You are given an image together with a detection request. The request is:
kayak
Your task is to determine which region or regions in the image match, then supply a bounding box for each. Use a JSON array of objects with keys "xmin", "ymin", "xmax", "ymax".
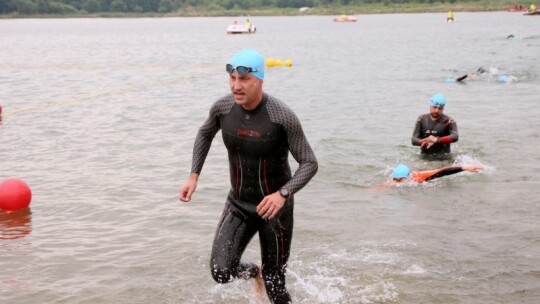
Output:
[
  {"xmin": 333, "ymin": 16, "xmax": 357, "ymax": 22},
  {"xmin": 524, "ymin": 10, "xmax": 540, "ymax": 15},
  {"xmin": 226, "ymin": 24, "xmax": 256, "ymax": 34},
  {"xmin": 507, "ymin": 7, "xmax": 528, "ymax": 12}
]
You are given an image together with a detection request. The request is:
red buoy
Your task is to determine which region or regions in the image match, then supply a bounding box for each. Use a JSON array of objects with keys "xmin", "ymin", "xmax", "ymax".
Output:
[{"xmin": 0, "ymin": 178, "xmax": 32, "ymax": 211}]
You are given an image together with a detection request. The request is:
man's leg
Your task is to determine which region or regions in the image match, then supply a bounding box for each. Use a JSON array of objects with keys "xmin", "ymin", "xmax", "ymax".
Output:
[
  {"xmin": 210, "ymin": 206, "xmax": 259, "ymax": 283},
  {"xmin": 259, "ymin": 202, "xmax": 294, "ymax": 304}
]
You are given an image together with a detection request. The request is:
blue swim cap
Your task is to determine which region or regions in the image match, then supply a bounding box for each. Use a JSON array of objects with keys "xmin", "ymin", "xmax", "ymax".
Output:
[
  {"xmin": 229, "ymin": 49, "xmax": 265, "ymax": 80},
  {"xmin": 393, "ymin": 164, "xmax": 410, "ymax": 178},
  {"xmin": 498, "ymin": 75, "xmax": 509, "ymax": 83},
  {"xmin": 430, "ymin": 93, "xmax": 446, "ymax": 108}
]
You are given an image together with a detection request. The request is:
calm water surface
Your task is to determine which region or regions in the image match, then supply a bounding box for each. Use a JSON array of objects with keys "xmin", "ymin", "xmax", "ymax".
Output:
[{"xmin": 1, "ymin": 12, "xmax": 539, "ymax": 303}]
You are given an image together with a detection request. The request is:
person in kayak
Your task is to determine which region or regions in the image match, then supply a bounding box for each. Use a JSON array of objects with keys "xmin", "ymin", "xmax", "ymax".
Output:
[
  {"xmin": 447, "ymin": 11, "xmax": 455, "ymax": 22},
  {"xmin": 411, "ymin": 93, "xmax": 459, "ymax": 155},
  {"xmin": 179, "ymin": 49, "xmax": 318, "ymax": 303}
]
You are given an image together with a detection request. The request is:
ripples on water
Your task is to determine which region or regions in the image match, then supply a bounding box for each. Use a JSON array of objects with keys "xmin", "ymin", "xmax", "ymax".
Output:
[{"xmin": 1, "ymin": 12, "xmax": 540, "ymax": 303}]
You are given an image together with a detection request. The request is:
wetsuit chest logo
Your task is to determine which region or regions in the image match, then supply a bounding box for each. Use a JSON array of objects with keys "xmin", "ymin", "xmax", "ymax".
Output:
[{"xmin": 237, "ymin": 129, "xmax": 262, "ymax": 138}]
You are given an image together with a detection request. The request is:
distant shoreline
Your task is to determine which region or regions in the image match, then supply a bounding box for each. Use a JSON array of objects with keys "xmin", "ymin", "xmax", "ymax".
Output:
[{"xmin": 0, "ymin": 3, "xmax": 516, "ymax": 19}]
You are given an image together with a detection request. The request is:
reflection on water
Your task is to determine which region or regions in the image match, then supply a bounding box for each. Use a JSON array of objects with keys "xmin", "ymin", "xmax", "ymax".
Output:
[{"xmin": 0, "ymin": 208, "xmax": 32, "ymax": 240}]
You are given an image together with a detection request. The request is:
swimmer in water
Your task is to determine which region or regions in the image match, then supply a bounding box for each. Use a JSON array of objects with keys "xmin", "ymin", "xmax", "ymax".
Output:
[
  {"xmin": 391, "ymin": 163, "xmax": 484, "ymax": 183},
  {"xmin": 453, "ymin": 67, "xmax": 489, "ymax": 83},
  {"xmin": 411, "ymin": 93, "xmax": 459, "ymax": 155}
]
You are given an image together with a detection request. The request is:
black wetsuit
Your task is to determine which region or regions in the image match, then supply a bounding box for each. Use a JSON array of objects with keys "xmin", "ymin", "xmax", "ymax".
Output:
[
  {"xmin": 411, "ymin": 166, "xmax": 465, "ymax": 182},
  {"xmin": 191, "ymin": 93, "xmax": 318, "ymax": 303},
  {"xmin": 411, "ymin": 113, "xmax": 459, "ymax": 155}
]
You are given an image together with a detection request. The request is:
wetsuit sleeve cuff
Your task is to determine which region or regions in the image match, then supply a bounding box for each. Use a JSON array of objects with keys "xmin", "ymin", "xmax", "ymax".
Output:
[{"xmin": 438, "ymin": 136, "xmax": 453, "ymax": 144}]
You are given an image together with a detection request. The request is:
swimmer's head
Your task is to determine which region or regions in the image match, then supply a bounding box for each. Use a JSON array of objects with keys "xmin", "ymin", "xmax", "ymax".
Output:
[
  {"xmin": 498, "ymin": 75, "xmax": 509, "ymax": 83},
  {"xmin": 430, "ymin": 93, "xmax": 446, "ymax": 108},
  {"xmin": 227, "ymin": 49, "xmax": 265, "ymax": 80},
  {"xmin": 392, "ymin": 164, "xmax": 410, "ymax": 182}
]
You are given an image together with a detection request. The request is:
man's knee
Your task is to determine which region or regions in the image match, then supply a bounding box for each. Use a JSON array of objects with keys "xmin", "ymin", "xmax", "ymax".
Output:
[{"xmin": 211, "ymin": 265, "xmax": 232, "ymax": 284}]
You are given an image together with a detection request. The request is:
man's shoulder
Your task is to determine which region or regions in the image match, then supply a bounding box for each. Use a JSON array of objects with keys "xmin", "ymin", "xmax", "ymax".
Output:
[
  {"xmin": 214, "ymin": 94, "xmax": 235, "ymax": 105},
  {"xmin": 441, "ymin": 114, "xmax": 456, "ymax": 124},
  {"xmin": 265, "ymin": 94, "xmax": 294, "ymax": 114},
  {"xmin": 417, "ymin": 113, "xmax": 431, "ymax": 121},
  {"xmin": 265, "ymin": 93, "xmax": 289, "ymax": 108},
  {"xmin": 264, "ymin": 94, "xmax": 299, "ymax": 124},
  {"xmin": 210, "ymin": 94, "xmax": 235, "ymax": 114}
]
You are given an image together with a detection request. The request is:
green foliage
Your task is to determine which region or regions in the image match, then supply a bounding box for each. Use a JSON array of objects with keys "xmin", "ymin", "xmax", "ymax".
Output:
[
  {"xmin": 12, "ymin": 0, "xmax": 38, "ymax": 14},
  {"xmin": 0, "ymin": 0, "xmax": 519, "ymax": 15},
  {"xmin": 110, "ymin": 0, "xmax": 127, "ymax": 11},
  {"xmin": 158, "ymin": 0, "xmax": 174, "ymax": 11},
  {"xmin": 82, "ymin": 0, "xmax": 100, "ymax": 12},
  {"xmin": 49, "ymin": 1, "xmax": 79, "ymax": 13}
]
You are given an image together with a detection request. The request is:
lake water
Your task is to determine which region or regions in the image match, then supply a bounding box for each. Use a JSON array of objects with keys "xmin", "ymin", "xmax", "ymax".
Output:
[{"xmin": 1, "ymin": 12, "xmax": 539, "ymax": 303}]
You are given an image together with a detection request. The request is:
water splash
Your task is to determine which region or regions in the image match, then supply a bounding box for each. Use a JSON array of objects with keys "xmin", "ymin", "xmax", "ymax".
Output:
[
  {"xmin": 453, "ymin": 154, "xmax": 495, "ymax": 174},
  {"xmin": 288, "ymin": 267, "xmax": 345, "ymax": 303},
  {"xmin": 356, "ymin": 281, "xmax": 399, "ymax": 303},
  {"xmin": 404, "ymin": 264, "xmax": 427, "ymax": 274}
]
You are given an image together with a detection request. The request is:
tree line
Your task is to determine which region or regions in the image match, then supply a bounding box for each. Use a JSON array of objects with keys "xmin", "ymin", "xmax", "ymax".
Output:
[{"xmin": 1, "ymin": 0, "xmax": 473, "ymax": 15}]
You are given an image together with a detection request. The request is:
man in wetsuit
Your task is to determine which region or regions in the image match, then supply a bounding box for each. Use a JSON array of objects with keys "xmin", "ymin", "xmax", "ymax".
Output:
[
  {"xmin": 392, "ymin": 163, "xmax": 483, "ymax": 183},
  {"xmin": 411, "ymin": 93, "xmax": 459, "ymax": 155},
  {"xmin": 179, "ymin": 49, "xmax": 318, "ymax": 304}
]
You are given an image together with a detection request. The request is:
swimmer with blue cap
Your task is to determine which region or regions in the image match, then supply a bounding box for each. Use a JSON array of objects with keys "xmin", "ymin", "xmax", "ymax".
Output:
[
  {"xmin": 430, "ymin": 93, "xmax": 446, "ymax": 108},
  {"xmin": 179, "ymin": 49, "xmax": 318, "ymax": 304},
  {"xmin": 392, "ymin": 164, "xmax": 411, "ymax": 182},
  {"xmin": 411, "ymin": 93, "xmax": 459, "ymax": 155},
  {"xmin": 391, "ymin": 163, "xmax": 483, "ymax": 183},
  {"xmin": 226, "ymin": 49, "xmax": 265, "ymax": 110},
  {"xmin": 446, "ymin": 66, "xmax": 490, "ymax": 84},
  {"xmin": 498, "ymin": 75, "xmax": 511, "ymax": 83}
]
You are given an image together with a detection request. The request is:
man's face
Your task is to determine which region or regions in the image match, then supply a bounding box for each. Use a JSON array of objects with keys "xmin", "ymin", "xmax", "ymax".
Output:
[
  {"xmin": 229, "ymin": 72, "xmax": 263, "ymax": 109},
  {"xmin": 430, "ymin": 105, "xmax": 444, "ymax": 119},
  {"xmin": 393, "ymin": 177, "xmax": 407, "ymax": 183}
]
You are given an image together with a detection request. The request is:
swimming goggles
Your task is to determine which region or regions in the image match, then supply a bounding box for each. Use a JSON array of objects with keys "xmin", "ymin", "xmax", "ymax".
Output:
[
  {"xmin": 226, "ymin": 64, "xmax": 260, "ymax": 74},
  {"xmin": 430, "ymin": 100, "xmax": 445, "ymax": 108}
]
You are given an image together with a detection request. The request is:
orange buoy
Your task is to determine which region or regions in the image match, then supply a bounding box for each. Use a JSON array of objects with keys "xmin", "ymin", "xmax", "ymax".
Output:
[{"xmin": 0, "ymin": 178, "xmax": 32, "ymax": 211}]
